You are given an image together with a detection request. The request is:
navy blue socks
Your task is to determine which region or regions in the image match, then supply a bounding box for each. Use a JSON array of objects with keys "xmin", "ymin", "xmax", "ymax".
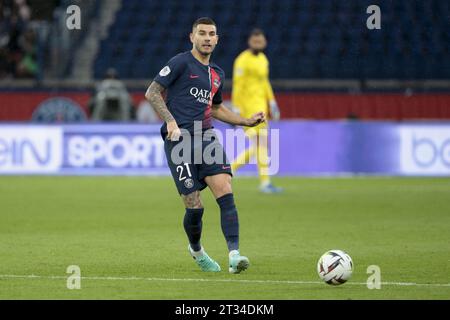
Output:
[
  {"xmin": 183, "ymin": 208, "xmax": 204, "ymax": 252},
  {"xmin": 216, "ymin": 193, "xmax": 239, "ymax": 251},
  {"xmin": 184, "ymin": 194, "xmax": 240, "ymax": 252}
]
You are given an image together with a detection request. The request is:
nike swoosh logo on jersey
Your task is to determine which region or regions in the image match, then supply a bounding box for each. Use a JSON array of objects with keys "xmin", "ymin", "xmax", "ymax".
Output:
[
  {"xmin": 190, "ymin": 75, "xmax": 199, "ymax": 79},
  {"xmin": 222, "ymin": 166, "xmax": 231, "ymax": 169}
]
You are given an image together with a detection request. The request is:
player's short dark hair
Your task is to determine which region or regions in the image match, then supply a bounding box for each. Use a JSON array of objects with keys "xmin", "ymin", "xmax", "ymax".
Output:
[
  {"xmin": 249, "ymin": 28, "xmax": 265, "ymax": 38},
  {"xmin": 192, "ymin": 17, "xmax": 216, "ymax": 31}
]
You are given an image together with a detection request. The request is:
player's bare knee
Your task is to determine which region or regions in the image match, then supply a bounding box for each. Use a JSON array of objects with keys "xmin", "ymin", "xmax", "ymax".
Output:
[
  {"xmin": 222, "ymin": 180, "xmax": 233, "ymax": 195},
  {"xmin": 215, "ymin": 177, "xmax": 233, "ymax": 197},
  {"xmin": 219, "ymin": 187, "xmax": 232, "ymax": 197},
  {"xmin": 182, "ymin": 191, "xmax": 203, "ymax": 209}
]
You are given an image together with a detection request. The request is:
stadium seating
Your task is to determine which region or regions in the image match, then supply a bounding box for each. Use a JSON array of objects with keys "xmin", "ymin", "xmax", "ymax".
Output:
[{"xmin": 93, "ymin": 0, "xmax": 450, "ymax": 80}]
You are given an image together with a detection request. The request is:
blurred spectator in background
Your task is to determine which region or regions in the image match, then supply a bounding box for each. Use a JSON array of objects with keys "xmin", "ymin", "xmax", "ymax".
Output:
[
  {"xmin": 15, "ymin": 27, "xmax": 38, "ymax": 77},
  {"xmin": 0, "ymin": 0, "xmax": 38, "ymax": 79},
  {"xmin": 89, "ymin": 68, "xmax": 134, "ymax": 122},
  {"xmin": 136, "ymin": 100, "xmax": 160, "ymax": 123}
]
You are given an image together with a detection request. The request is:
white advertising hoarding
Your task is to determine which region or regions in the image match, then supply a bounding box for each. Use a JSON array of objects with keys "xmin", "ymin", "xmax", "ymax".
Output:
[
  {"xmin": 0, "ymin": 126, "xmax": 63, "ymax": 173},
  {"xmin": 399, "ymin": 126, "xmax": 450, "ymax": 175}
]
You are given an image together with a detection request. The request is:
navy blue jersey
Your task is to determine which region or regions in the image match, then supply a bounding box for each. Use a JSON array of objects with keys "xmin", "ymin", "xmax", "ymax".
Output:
[{"xmin": 153, "ymin": 51, "xmax": 225, "ymax": 138}]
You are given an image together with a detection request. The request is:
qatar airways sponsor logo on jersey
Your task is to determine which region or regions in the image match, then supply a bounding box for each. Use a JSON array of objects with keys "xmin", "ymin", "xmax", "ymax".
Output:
[{"xmin": 189, "ymin": 87, "xmax": 212, "ymax": 104}]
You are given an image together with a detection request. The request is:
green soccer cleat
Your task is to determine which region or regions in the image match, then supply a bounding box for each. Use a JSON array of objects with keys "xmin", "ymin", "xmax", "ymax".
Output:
[
  {"xmin": 229, "ymin": 250, "xmax": 250, "ymax": 274},
  {"xmin": 188, "ymin": 245, "xmax": 221, "ymax": 272}
]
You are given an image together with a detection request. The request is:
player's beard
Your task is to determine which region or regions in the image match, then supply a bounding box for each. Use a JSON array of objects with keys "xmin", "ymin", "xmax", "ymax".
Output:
[{"xmin": 195, "ymin": 43, "xmax": 213, "ymax": 57}]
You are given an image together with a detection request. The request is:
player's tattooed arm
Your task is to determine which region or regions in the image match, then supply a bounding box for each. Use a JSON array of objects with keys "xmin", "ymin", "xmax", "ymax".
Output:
[
  {"xmin": 212, "ymin": 103, "xmax": 265, "ymax": 127},
  {"xmin": 145, "ymin": 81, "xmax": 175, "ymax": 123},
  {"xmin": 146, "ymin": 81, "xmax": 181, "ymax": 140}
]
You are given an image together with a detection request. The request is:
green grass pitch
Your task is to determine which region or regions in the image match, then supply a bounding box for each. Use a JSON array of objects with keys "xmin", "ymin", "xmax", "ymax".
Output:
[{"xmin": 0, "ymin": 176, "xmax": 449, "ymax": 299}]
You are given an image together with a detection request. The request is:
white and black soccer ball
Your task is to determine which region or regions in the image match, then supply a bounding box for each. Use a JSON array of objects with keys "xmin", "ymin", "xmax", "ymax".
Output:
[{"xmin": 317, "ymin": 250, "xmax": 353, "ymax": 285}]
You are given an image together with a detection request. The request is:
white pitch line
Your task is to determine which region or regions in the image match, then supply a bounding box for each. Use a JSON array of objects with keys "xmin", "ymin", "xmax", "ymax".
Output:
[{"xmin": 0, "ymin": 274, "xmax": 449, "ymax": 288}]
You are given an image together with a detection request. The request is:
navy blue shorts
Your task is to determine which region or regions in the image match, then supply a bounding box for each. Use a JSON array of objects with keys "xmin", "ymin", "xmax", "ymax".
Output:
[{"xmin": 164, "ymin": 131, "xmax": 232, "ymax": 195}]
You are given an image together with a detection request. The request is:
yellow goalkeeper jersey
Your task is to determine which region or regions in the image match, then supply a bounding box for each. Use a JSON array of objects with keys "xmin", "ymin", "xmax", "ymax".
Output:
[{"xmin": 232, "ymin": 50, "xmax": 275, "ymax": 118}]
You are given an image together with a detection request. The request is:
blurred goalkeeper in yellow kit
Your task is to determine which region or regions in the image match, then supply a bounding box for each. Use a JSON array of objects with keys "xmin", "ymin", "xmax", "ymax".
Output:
[{"xmin": 231, "ymin": 29, "xmax": 283, "ymax": 193}]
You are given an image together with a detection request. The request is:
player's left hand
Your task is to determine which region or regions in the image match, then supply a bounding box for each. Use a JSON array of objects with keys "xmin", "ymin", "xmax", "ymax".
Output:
[{"xmin": 246, "ymin": 112, "xmax": 265, "ymax": 127}]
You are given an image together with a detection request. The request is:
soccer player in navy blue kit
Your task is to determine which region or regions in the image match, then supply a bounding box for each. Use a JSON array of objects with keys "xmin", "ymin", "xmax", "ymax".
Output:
[{"xmin": 145, "ymin": 17, "xmax": 265, "ymax": 273}]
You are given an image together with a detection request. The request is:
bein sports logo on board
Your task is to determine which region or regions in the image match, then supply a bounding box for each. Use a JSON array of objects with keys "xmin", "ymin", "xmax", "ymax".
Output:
[
  {"xmin": 66, "ymin": 134, "xmax": 165, "ymax": 169},
  {"xmin": 0, "ymin": 127, "xmax": 63, "ymax": 173}
]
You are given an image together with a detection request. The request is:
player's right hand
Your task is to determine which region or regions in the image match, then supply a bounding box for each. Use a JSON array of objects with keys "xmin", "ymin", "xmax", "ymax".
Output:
[{"xmin": 167, "ymin": 120, "xmax": 181, "ymax": 141}]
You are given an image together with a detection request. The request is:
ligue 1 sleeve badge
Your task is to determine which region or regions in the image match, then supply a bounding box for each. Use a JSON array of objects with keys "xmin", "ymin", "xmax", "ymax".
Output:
[{"xmin": 159, "ymin": 66, "xmax": 171, "ymax": 77}]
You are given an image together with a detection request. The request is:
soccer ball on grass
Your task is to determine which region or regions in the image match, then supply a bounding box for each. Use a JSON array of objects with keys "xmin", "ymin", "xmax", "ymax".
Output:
[{"xmin": 317, "ymin": 250, "xmax": 353, "ymax": 285}]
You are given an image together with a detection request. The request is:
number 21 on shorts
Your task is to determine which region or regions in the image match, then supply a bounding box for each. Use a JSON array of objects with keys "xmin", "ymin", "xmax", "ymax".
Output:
[{"xmin": 176, "ymin": 163, "xmax": 192, "ymax": 181}]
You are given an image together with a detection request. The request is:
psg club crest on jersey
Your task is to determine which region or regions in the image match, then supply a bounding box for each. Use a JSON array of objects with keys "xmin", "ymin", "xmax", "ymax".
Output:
[{"xmin": 213, "ymin": 78, "xmax": 220, "ymax": 88}]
